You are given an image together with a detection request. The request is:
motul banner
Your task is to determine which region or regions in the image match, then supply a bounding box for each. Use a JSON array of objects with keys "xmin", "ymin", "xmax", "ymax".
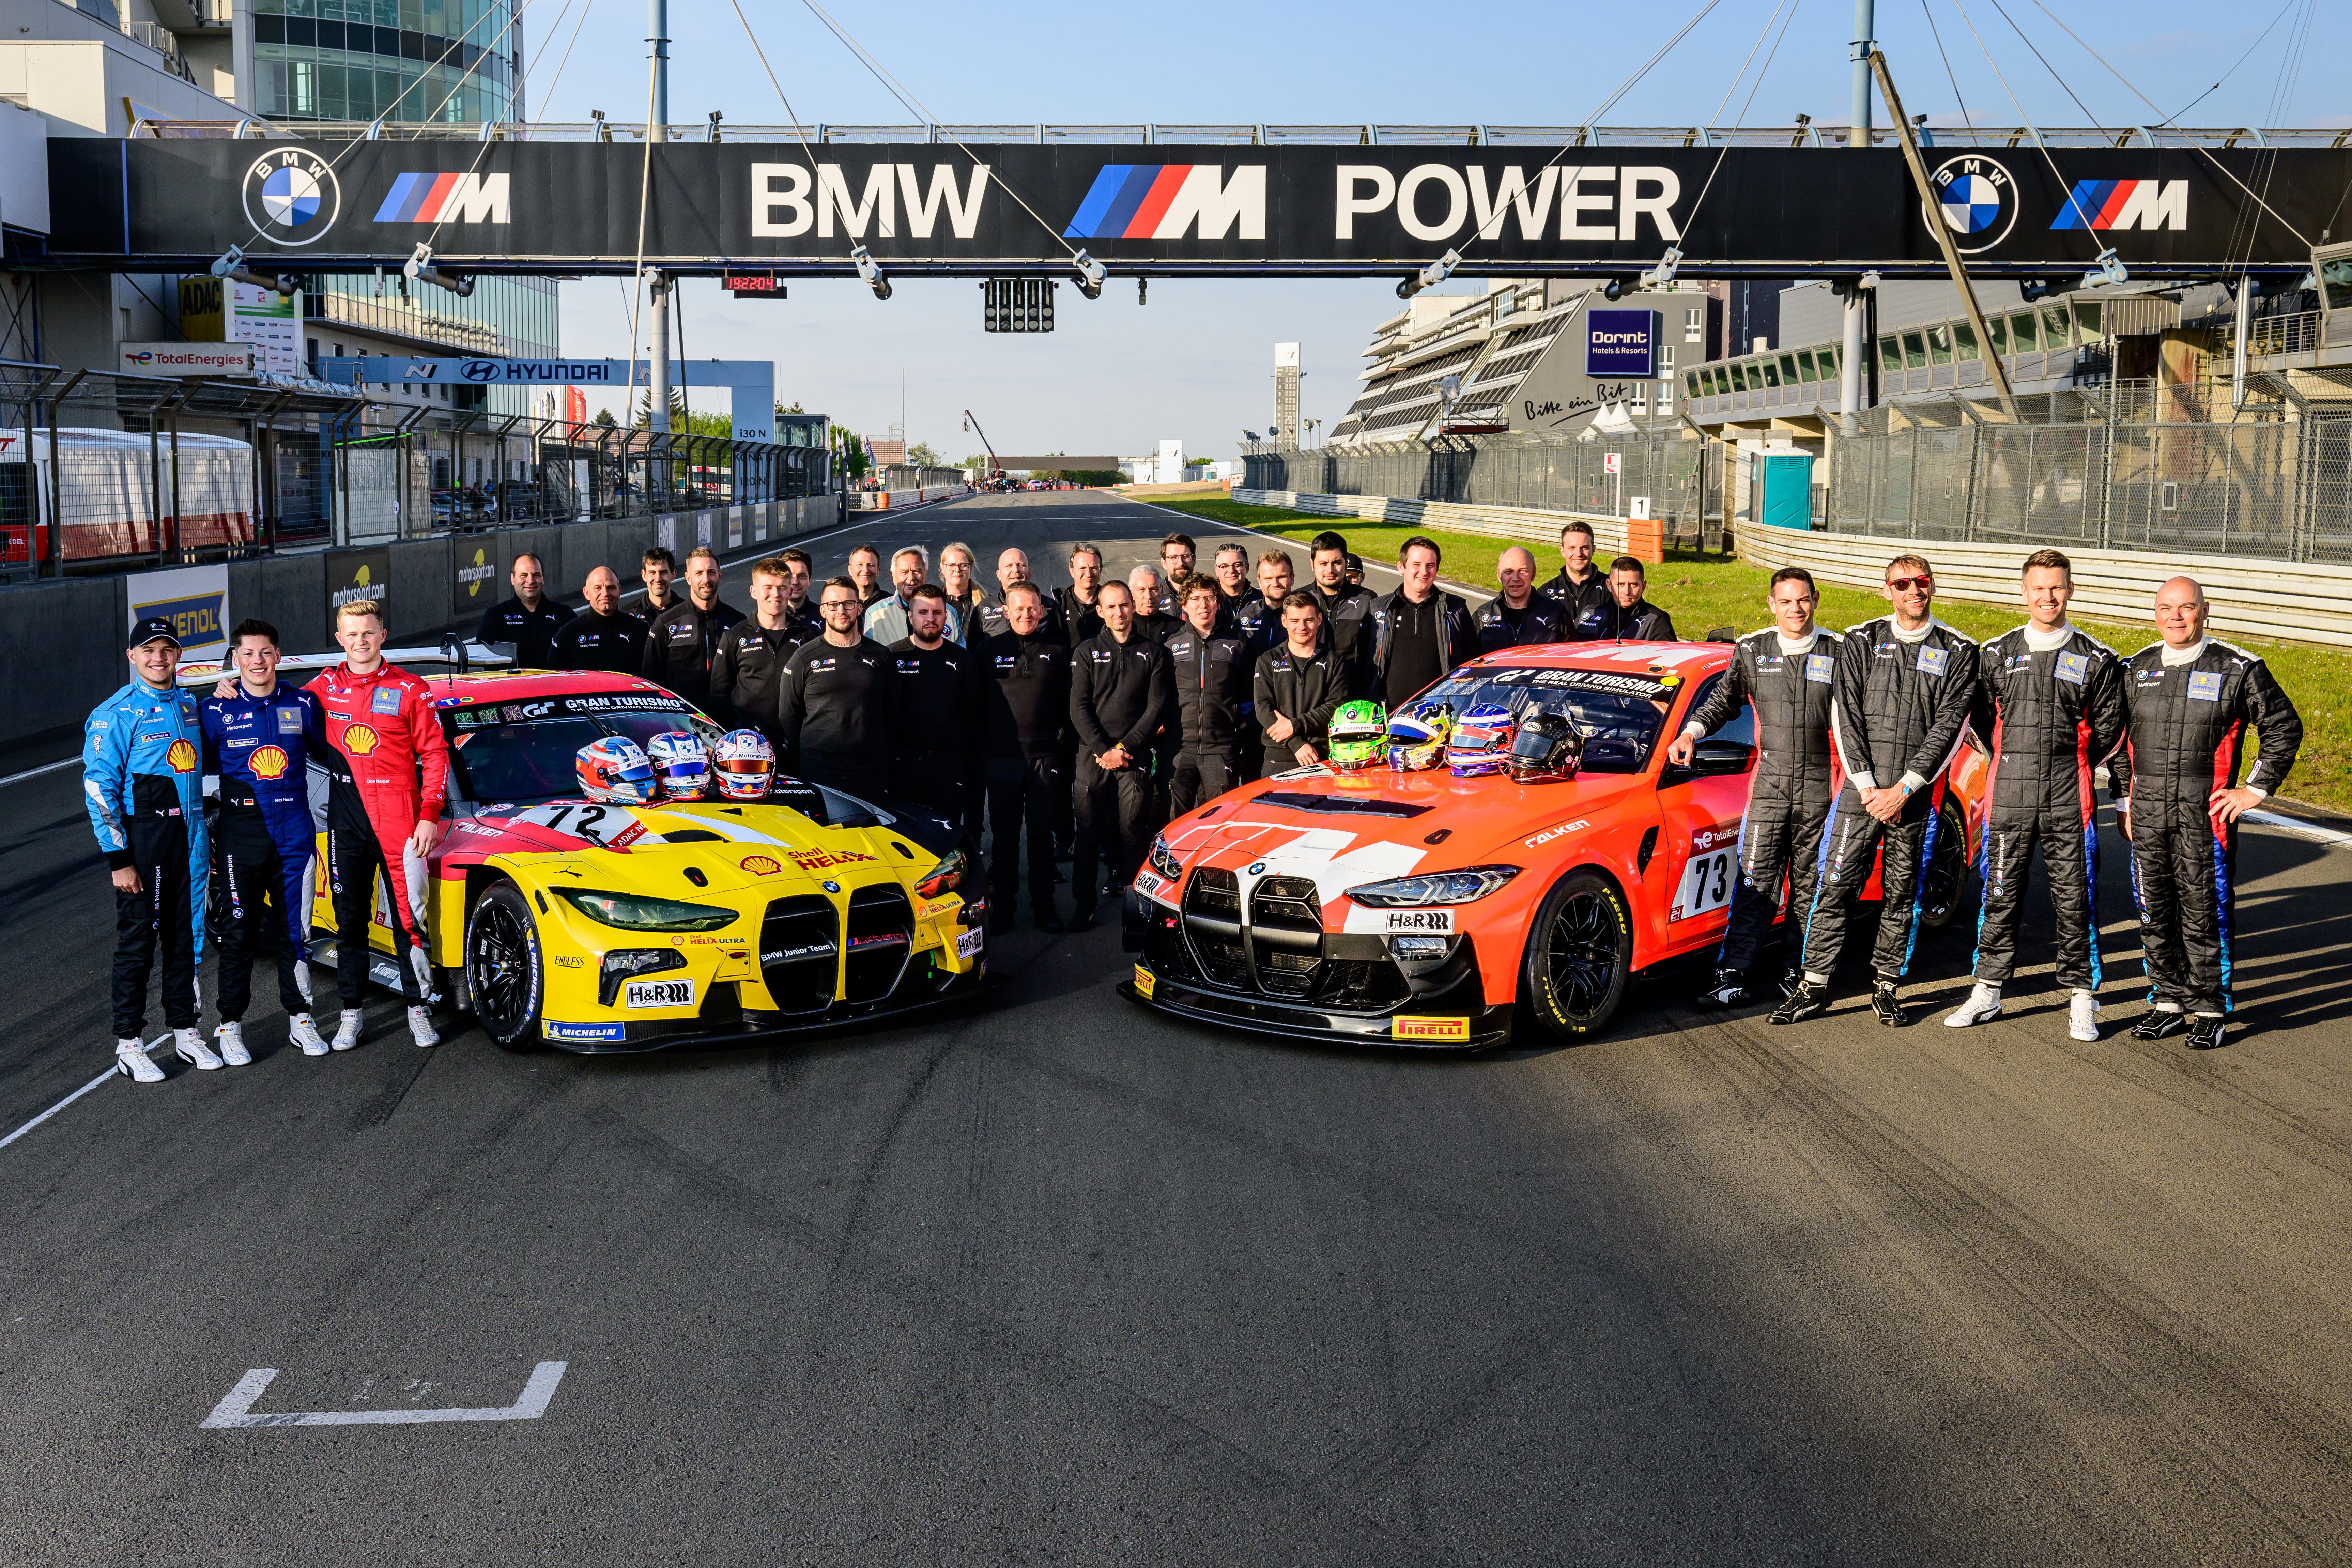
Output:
[{"xmin": 44, "ymin": 140, "xmax": 2348, "ymax": 277}]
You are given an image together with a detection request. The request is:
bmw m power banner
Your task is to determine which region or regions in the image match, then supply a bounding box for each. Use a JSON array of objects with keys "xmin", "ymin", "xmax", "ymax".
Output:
[{"xmin": 45, "ymin": 141, "xmax": 2349, "ymax": 277}]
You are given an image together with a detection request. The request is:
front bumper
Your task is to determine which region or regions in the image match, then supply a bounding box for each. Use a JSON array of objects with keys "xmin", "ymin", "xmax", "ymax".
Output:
[
  {"xmin": 1121, "ymin": 884, "xmax": 1512, "ymax": 1050},
  {"xmin": 536, "ymin": 959, "xmax": 987, "ymax": 1054}
]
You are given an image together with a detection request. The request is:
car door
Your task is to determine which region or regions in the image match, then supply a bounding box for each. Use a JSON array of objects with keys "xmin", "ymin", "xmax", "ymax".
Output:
[{"xmin": 1647, "ymin": 673, "xmax": 1758, "ymax": 959}]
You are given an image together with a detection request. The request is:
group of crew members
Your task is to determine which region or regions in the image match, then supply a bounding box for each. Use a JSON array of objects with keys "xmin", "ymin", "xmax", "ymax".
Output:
[{"xmin": 83, "ymin": 514, "xmax": 2302, "ymax": 1083}]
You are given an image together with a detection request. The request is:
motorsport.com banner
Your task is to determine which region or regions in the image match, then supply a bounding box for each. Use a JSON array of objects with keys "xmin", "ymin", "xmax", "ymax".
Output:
[{"xmin": 47, "ymin": 141, "xmax": 2346, "ymax": 275}]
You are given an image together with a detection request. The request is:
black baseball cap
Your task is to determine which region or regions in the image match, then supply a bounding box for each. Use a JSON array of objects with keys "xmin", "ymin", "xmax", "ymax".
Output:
[{"xmin": 128, "ymin": 616, "xmax": 182, "ymax": 649}]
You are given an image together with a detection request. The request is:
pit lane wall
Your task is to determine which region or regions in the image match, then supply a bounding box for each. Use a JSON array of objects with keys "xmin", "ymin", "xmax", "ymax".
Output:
[
  {"xmin": 0, "ymin": 495, "xmax": 845, "ymax": 756},
  {"xmin": 1232, "ymin": 489, "xmax": 2352, "ymax": 652}
]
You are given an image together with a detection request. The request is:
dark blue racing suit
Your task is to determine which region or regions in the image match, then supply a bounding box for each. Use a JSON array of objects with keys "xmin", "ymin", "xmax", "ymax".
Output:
[{"xmin": 201, "ymin": 683, "xmax": 331, "ymax": 1022}]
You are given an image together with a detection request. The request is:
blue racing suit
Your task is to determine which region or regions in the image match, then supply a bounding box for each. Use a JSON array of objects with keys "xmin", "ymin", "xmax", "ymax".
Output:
[
  {"xmin": 84, "ymin": 679, "xmax": 209, "ymax": 1039},
  {"xmin": 201, "ymin": 683, "xmax": 331, "ymax": 1022}
]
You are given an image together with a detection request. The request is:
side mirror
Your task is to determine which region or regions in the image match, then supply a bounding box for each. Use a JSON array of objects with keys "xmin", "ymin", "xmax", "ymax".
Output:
[
  {"xmin": 1705, "ymin": 625, "xmax": 1736, "ymax": 643},
  {"xmin": 1689, "ymin": 738, "xmax": 1756, "ymax": 776}
]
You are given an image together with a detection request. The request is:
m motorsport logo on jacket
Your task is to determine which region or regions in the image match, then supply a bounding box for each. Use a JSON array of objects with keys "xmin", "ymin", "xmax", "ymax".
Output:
[
  {"xmin": 241, "ymin": 149, "xmax": 342, "ymax": 247},
  {"xmin": 1063, "ymin": 166, "xmax": 1266, "ymax": 240},
  {"xmin": 374, "ymin": 172, "xmax": 511, "ymax": 224}
]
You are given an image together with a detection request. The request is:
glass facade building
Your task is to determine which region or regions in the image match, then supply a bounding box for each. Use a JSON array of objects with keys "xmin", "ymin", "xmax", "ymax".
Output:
[{"xmin": 250, "ymin": 0, "xmax": 517, "ymax": 125}]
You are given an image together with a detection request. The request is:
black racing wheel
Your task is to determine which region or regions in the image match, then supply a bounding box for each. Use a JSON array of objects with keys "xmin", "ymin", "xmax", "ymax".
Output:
[
  {"xmin": 1521, "ymin": 869, "xmax": 1634, "ymax": 1040},
  {"xmin": 1918, "ymin": 802, "xmax": 1974, "ymax": 931},
  {"xmin": 466, "ymin": 880, "xmax": 545, "ymax": 1051}
]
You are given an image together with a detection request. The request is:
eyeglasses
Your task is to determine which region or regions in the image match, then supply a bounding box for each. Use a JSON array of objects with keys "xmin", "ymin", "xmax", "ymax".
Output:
[{"xmin": 1886, "ymin": 575, "xmax": 1933, "ymax": 592}]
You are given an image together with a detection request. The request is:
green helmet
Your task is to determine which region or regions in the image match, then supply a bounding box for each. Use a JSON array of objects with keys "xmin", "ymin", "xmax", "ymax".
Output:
[{"xmin": 1326, "ymin": 700, "xmax": 1390, "ymax": 772}]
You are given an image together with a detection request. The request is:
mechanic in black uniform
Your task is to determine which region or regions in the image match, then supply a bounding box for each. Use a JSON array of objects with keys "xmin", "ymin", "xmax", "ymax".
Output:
[
  {"xmin": 1055, "ymin": 543, "xmax": 1107, "ymax": 648},
  {"xmin": 1368, "ymin": 535, "xmax": 1477, "ymax": 710},
  {"xmin": 1210, "ymin": 542, "xmax": 1258, "ymax": 633},
  {"xmin": 776, "ymin": 548, "xmax": 823, "ymax": 635},
  {"xmin": 474, "ymin": 551, "xmax": 573, "ymax": 666},
  {"xmin": 845, "ymin": 542, "xmax": 888, "ymax": 608},
  {"xmin": 1583, "ymin": 557, "xmax": 1678, "ymax": 641},
  {"xmin": 1231, "ymin": 551, "xmax": 1295, "ymax": 780},
  {"xmin": 2108, "ymin": 575, "xmax": 2303, "ymax": 1049},
  {"xmin": 1128, "ymin": 566, "xmax": 1180, "ymax": 643},
  {"xmin": 1305, "ymin": 532, "xmax": 1377, "ymax": 696},
  {"xmin": 1942, "ymin": 549, "xmax": 2128, "ymax": 1042},
  {"xmin": 777, "ymin": 576, "xmax": 893, "ymax": 802},
  {"xmin": 974, "ymin": 548, "xmax": 1066, "ymax": 643},
  {"xmin": 1165, "ymin": 575, "xmax": 1255, "ymax": 813},
  {"xmin": 886, "ymin": 585, "xmax": 983, "ymax": 839},
  {"xmin": 637, "ymin": 546, "xmax": 679, "ymax": 620},
  {"xmin": 554, "ymin": 566, "xmax": 647, "ymax": 674},
  {"xmin": 977, "ymin": 582, "xmax": 1072, "ymax": 933},
  {"xmin": 711, "ymin": 554, "xmax": 816, "ymax": 743},
  {"xmin": 1667, "ymin": 566, "xmax": 1843, "ymax": 1009},
  {"xmin": 1067, "ymin": 581, "xmax": 1170, "ymax": 931},
  {"xmin": 1774, "ymin": 553, "xmax": 1981, "ymax": 1029},
  {"xmin": 1475, "ymin": 546, "xmax": 1567, "ymax": 654},
  {"xmin": 641, "ymin": 545, "xmax": 744, "ymax": 713},
  {"xmin": 1538, "ymin": 520, "xmax": 1612, "ymax": 637},
  {"xmin": 1254, "ymin": 593, "xmax": 1353, "ymax": 777}
]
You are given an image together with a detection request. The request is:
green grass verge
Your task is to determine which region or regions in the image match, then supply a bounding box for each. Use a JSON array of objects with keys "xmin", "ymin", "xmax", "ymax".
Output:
[{"xmin": 1154, "ymin": 495, "xmax": 2349, "ymax": 818}]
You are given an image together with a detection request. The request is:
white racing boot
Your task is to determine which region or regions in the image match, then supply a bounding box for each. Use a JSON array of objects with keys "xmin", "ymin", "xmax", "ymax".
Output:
[
  {"xmin": 173, "ymin": 1028, "xmax": 223, "ymax": 1071},
  {"xmin": 214, "ymin": 1022, "xmax": 252, "ymax": 1067},
  {"xmin": 330, "ymin": 1009, "xmax": 364, "ymax": 1052},
  {"xmin": 406, "ymin": 1005, "xmax": 440, "ymax": 1049},
  {"xmin": 2069, "ymin": 992, "xmax": 2102, "ymax": 1042},
  {"xmin": 287, "ymin": 1013, "xmax": 330, "ymax": 1057},
  {"xmin": 115, "ymin": 1037, "xmax": 165, "ymax": 1083},
  {"xmin": 1943, "ymin": 984, "xmax": 2003, "ymax": 1028}
]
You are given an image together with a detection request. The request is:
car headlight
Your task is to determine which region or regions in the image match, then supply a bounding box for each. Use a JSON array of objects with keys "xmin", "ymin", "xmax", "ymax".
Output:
[
  {"xmin": 1345, "ymin": 866, "xmax": 1520, "ymax": 907},
  {"xmin": 557, "ymin": 889, "xmax": 738, "ymax": 932},
  {"xmin": 914, "ymin": 848, "xmax": 967, "ymax": 902},
  {"xmin": 1147, "ymin": 834, "xmax": 1183, "ymax": 881}
]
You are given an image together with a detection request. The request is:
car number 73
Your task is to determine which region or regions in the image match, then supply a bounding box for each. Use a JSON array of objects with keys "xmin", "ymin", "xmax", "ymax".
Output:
[{"xmin": 1671, "ymin": 847, "xmax": 1735, "ymax": 923}]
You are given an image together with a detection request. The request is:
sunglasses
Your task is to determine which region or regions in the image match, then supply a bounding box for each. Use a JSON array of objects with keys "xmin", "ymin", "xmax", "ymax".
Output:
[{"xmin": 1886, "ymin": 575, "xmax": 1933, "ymax": 592}]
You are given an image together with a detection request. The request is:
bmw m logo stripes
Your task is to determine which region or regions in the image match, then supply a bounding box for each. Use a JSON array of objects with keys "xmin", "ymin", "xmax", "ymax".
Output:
[
  {"xmin": 374, "ymin": 171, "xmax": 512, "ymax": 225},
  {"xmin": 1062, "ymin": 165, "xmax": 1265, "ymax": 241},
  {"xmin": 2051, "ymin": 180, "xmax": 2187, "ymax": 231}
]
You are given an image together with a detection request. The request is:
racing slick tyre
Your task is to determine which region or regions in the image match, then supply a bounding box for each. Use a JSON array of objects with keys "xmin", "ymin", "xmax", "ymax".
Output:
[
  {"xmin": 1522, "ymin": 869, "xmax": 1633, "ymax": 1041},
  {"xmin": 466, "ymin": 880, "xmax": 546, "ymax": 1052},
  {"xmin": 1917, "ymin": 800, "xmax": 1974, "ymax": 931}
]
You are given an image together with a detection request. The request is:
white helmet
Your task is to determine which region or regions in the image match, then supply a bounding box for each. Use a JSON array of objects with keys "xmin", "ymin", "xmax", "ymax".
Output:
[{"xmin": 711, "ymin": 729, "xmax": 774, "ymax": 801}]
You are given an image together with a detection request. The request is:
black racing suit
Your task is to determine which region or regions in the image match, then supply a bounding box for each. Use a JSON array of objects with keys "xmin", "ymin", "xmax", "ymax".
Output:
[
  {"xmin": 1538, "ymin": 568, "xmax": 1612, "ymax": 640},
  {"xmin": 777, "ymin": 636, "xmax": 894, "ymax": 802},
  {"xmin": 552, "ymin": 609, "xmax": 647, "ymax": 675},
  {"xmin": 1164, "ymin": 625, "xmax": 1255, "ymax": 814},
  {"xmin": 475, "ymin": 596, "xmax": 574, "ymax": 669},
  {"xmin": 1309, "ymin": 582, "xmax": 1378, "ymax": 697},
  {"xmin": 1474, "ymin": 596, "xmax": 1567, "ymax": 655},
  {"xmin": 1069, "ymin": 630, "xmax": 1171, "ymax": 910},
  {"xmin": 711, "ymin": 617, "xmax": 814, "ymax": 743},
  {"xmin": 886, "ymin": 638, "xmax": 983, "ymax": 838},
  {"xmin": 1680, "ymin": 628, "xmax": 1845, "ymax": 976},
  {"xmin": 1252, "ymin": 643, "xmax": 1352, "ymax": 779},
  {"xmin": 1581, "ymin": 600, "xmax": 1678, "ymax": 642},
  {"xmin": 2107, "ymin": 639, "xmax": 2302, "ymax": 1017},
  {"xmin": 1801, "ymin": 618, "xmax": 1981, "ymax": 985},
  {"xmin": 642, "ymin": 598, "xmax": 746, "ymax": 714},
  {"xmin": 978, "ymin": 630, "xmax": 1071, "ymax": 917},
  {"xmin": 1053, "ymin": 589, "xmax": 1098, "ymax": 859},
  {"xmin": 1968, "ymin": 626, "xmax": 2127, "ymax": 996}
]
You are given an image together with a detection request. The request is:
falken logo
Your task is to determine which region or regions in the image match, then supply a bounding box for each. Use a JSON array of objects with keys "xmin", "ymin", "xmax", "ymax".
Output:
[
  {"xmin": 1064, "ymin": 165, "xmax": 1266, "ymax": 241},
  {"xmin": 375, "ymin": 172, "xmax": 510, "ymax": 224},
  {"xmin": 2052, "ymin": 180, "xmax": 2186, "ymax": 232}
]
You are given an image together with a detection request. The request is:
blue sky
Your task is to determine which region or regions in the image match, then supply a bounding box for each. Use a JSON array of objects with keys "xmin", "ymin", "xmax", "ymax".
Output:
[{"xmin": 541, "ymin": 0, "xmax": 2346, "ymax": 460}]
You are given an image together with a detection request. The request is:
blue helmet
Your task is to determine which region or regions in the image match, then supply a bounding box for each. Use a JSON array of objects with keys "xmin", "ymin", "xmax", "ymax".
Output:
[
  {"xmin": 1386, "ymin": 702, "xmax": 1453, "ymax": 772},
  {"xmin": 574, "ymin": 736, "xmax": 658, "ymax": 805},
  {"xmin": 645, "ymin": 729, "xmax": 711, "ymax": 801},
  {"xmin": 1446, "ymin": 703, "xmax": 1518, "ymax": 777}
]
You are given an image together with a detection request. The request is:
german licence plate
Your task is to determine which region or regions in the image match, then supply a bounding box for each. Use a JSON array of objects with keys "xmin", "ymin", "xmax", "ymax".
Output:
[{"xmin": 625, "ymin": 978, "xmax": 695, "ymax": 1009}]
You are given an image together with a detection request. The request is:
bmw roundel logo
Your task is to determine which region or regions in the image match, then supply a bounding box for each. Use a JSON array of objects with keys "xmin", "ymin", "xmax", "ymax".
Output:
[
  {"xmin": 240, "ymin": 149, "xmax": 342, "ymax": 248},
  {"xmin": 1923, "ymin": 155, "xmax": 2017, "ymax": 255},
  {"xmin": 1246, "ymin": 861, "xmax": 1266, "ymax": 875},
  {"xmin": 460, "ymin": 359, "xmax": 500, "ymax": 382},
  {"xmin": 822, "ymin": 880, "xmax": 841, "ymax": 893}
]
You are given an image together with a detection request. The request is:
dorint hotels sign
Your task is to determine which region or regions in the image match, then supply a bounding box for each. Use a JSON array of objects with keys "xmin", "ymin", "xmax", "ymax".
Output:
[{"xmin": 1585, "ymin": 310, "xmax": 1660, "ymax": 379}]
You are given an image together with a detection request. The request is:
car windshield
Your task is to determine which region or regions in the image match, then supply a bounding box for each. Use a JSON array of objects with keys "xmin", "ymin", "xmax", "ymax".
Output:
[
  {"xmin": 441, "ymin": 693, "xmax": 724, "ymax": 808},
  {"xmin": 1410, "ymin": 664, "xmax": 1680, "ymax": 773}
]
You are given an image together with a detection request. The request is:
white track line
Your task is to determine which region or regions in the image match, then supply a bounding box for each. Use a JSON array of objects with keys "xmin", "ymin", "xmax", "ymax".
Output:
[
  {"xmin": 0, "ymin": 1032, "xmax": 167, "ymax": 1151},
  {"xmin": 0, "ymin": 757, "xmax": 77, "ymax": 789},
  {"xmin": 2245, "ymin": 809, "xmax": 2352, "ymax": 850}
]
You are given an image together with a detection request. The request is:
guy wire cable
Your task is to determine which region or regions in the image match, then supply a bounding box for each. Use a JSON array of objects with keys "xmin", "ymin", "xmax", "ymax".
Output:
[
  {"xmin": 421, "ymin": 0, "xmax": 598, "ymax": 252},
  {"xmin": 1682, "ymin": 0, "xmax": 1805, "ymax": 242},
  {"xmin": 1920, "ymin": 0, "xmax": 1975, "ymax": 132},
  {"xmin": 622, "ymin": 44, "xmax": 660, "ymax": 445},
  {"xmin": 1946, "ymin": 0, "xmax": 2098, "ymax": 231}
]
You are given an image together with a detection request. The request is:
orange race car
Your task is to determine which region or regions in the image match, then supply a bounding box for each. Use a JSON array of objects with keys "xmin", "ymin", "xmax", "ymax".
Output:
[{"xmin": 1121, "ymin": 640, "xmax": 1989, "ymax": 1049}]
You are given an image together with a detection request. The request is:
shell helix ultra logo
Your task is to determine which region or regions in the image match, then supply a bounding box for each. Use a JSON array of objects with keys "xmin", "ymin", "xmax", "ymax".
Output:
[
  {"xmin": 248, "ymin": 745, "xmax": 290, "ymax": 780},
  {"xmin": 241, "ymin": 148, "xmax": 342, "ymax": 248},
  {"xmin": 166, "ymin": 739, "xmax": 198, "ymax": 774},
  {"xmin": 341, "ymin": 723, "xmax": 381, "ymax": 756},
  {"xmin": 460, "ymin": 548, "xmax": 494, "ymax": 599}
]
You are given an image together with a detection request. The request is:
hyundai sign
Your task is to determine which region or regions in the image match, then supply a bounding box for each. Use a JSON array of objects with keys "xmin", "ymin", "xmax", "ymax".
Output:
[{"xmin": 1585, "ymin": 310, "xmax": 1660, "ymax": 378}]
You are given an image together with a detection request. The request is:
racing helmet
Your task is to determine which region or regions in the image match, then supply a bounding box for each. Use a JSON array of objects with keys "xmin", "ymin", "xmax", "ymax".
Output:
[
  {"xmin": 1446, "ymin": 703, "xmax": 1518, "ymax": 778},
  {"xmin": 711, "ymin": 728, "xmax": 775, "ymax": 801},
  {"xmin": 1386, "ymin": 701, "xmax": 1454, "ymax": 772},
  {"xmin": 1508, "ymin": 711, "xmax": 1587, "ymax": 783},
  {"xmin": 574, "ymin": 736, "xmax": 658, "ymax": 805},
  {"xmin": 645, "ymin": 729, "xmax": 711, "ymax": 801},
  {"xmin": 1325, "ymin": 700, "xmax": 1389, "ymax": 772}
]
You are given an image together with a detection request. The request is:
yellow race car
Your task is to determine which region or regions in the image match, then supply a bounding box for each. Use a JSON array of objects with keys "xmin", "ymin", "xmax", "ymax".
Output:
[{"xmin": 307, "ymin": 668, "xmax": 984, "ymax": 1052}]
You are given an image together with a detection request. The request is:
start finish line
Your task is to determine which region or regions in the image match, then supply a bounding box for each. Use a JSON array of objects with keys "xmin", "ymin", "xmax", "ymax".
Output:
[{"xmin": 319, "ymin": 357, "xmax": 776, "ymax": 441}]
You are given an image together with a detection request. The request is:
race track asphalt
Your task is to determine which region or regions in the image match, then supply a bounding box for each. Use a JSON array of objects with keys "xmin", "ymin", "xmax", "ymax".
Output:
[{"xmin": 5, "ymin": 488, "xmax": 2351, "ymax": 1565}]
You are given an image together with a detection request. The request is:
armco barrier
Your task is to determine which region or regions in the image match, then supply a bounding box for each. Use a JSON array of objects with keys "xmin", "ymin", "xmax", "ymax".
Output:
[
  {"xmin": 0, "ymin": 493, "xmax": 848, "ymax": 755},
  {"xmin": 1235, "ymin": 488, "xmax": 2352, "ymax": 651}
]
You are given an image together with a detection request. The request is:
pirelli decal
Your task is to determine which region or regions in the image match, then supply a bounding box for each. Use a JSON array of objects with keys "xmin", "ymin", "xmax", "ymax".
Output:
[{"xmin": 1393, "ymin": 1015, "xmax": 1471, "ymax": 1043}]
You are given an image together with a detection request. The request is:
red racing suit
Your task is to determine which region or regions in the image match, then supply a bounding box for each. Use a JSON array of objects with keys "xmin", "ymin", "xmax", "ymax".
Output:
[{"xmin": 310, "ymin": 661, "xmax": 449, "ymax": 1005}]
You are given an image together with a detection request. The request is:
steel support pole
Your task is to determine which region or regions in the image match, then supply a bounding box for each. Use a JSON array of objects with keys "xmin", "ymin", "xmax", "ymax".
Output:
[{"xmin": 1837, "ymin": 0, "xmax": 1874, "ymax": 438}]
